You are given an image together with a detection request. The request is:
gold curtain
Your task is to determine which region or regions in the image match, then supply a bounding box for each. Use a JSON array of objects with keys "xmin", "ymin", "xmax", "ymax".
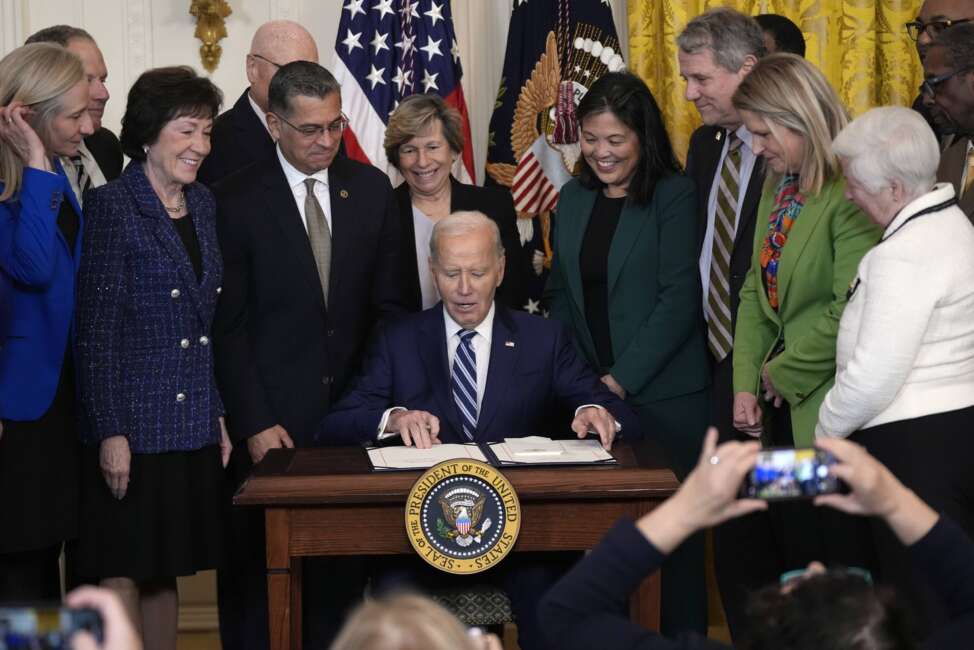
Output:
[{"xmin": 628, "ymin": 0, "xmax": 923, "ymax": 163}]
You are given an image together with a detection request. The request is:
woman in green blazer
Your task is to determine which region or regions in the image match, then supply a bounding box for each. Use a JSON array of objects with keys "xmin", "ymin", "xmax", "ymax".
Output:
[
  {"xmin": 730, "ymin": 54, "xmax": 881, "ymax": 447},
  {"xmin": 545, "ymin": 71, "xmax": 711, "ymax": 637},
  {"xmin": 730, "ymin": 53, "xmax": 881, "ymax": 578}
]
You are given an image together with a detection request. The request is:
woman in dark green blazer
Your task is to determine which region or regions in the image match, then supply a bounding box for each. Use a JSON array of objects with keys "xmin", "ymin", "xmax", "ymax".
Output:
[{"xmin": 545, "ymin": 71, "xmax": 711, "ymax": 637}]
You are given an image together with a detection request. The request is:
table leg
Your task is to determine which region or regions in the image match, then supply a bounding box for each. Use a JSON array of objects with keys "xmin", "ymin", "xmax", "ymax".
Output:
[
  {"xmin": 266, "ymin": 508, "xmax": 298, "ymax": 650},
  {"xmin": 630, "ymin": 570, "xmax": 662, "ymax": 631}
]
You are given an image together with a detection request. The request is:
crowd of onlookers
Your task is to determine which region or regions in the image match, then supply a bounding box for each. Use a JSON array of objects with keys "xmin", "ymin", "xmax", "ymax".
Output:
[{"xmin": 3, "ymin": 2, "xmax": 974, "ymax": 649}]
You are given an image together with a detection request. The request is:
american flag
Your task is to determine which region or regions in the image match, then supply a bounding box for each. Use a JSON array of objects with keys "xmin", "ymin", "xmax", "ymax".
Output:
[{"xmin": 333, "ymin": 0, "xmax": 475, "ymax": 184}]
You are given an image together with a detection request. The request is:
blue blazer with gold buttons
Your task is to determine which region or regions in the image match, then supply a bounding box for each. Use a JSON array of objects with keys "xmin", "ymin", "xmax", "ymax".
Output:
[
  {"xmin": 0, "ymin": 163, "xmax": 82, "ymax": 421},
  {"xmin": 76, "ymin": 162, "xmax": 224, "ymax": 453}
]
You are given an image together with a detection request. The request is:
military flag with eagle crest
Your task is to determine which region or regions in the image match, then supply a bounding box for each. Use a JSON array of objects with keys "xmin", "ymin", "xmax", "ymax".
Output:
[{"xmin": 485, "ymin": 0, "xmax": 625, "ymax": 313}]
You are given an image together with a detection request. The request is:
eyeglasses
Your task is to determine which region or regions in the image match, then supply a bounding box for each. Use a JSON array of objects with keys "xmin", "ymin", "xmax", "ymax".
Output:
[
  {"xmin": 905, "ymin": 17, "xmax": 973, "ymax": 41},
  {"xmin": 249, "ymin": 52, "xmax": 281, "ymax": 68},
  {"xmin": 780, "ymin": 566, "xmax": 872, "ymax": 587},
  {"xmin": 920, "ymin": 67, "xmax": 971, "ymax": 96},
  {"xmin": 272, "ymin": 112, "xmax": 350, "ymax": 139}
]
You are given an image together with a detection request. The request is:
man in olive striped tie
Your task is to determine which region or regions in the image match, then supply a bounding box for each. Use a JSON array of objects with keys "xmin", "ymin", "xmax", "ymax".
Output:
[{"xmin": 679, "ymin": 7, "xmax": 769, "ymax": 641}]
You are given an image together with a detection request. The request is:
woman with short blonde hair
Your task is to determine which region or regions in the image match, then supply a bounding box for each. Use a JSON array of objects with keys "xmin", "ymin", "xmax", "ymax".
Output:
[
  {"xmin": 331, "ymin": 594, "xmax": 501, "ymax": 650},
  {"xmin": 383, "ymin": 93, "xmax": 527, "ymax": 312},
  {"xmin": 0, "ymin": 42, "xmax": 93, "ymax": 600},
  {"xmin": 731, "ymin": 53, "xmax": 847, "ymax": 196},
  {"xmin": 729, "ymin": 53, "xmax": 880, "ymax": 583}
]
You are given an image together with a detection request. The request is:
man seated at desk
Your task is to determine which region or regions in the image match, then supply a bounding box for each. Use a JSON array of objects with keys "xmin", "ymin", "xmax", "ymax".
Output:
[
  {"xmin": 318, "ymin": 210, "xmax": 638, "ymax": 650},
  {"xmin": 318, "ymin": 210, "xmax": 637, "ymax": 449}
]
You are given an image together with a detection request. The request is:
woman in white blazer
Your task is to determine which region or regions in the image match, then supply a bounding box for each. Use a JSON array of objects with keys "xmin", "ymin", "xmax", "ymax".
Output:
[{"xmin": 818, "ymin": 106, "xmax": 974, "ymax": 636}]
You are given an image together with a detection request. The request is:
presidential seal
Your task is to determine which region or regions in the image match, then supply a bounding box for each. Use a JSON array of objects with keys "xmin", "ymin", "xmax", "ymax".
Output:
[{"xmin": 405, "ymin": 459, "xmax": 520, "ymax": 575}]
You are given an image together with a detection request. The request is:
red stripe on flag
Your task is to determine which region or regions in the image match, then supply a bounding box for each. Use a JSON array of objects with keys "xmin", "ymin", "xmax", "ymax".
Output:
[
  {"xmin": 341, "ymin": 129, "xmax": 371, "ymax": 167},
  {"xmin": 444, "ymin": 85, "xmax": 476, "ymax": 184}
]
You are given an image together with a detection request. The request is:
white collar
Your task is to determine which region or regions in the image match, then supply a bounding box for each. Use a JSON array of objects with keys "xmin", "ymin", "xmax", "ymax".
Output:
[
  {"xmin": 732, "ymin": 124, "xmax": 754, "ymax": 151},
  {"xmin": 60, "ymin": 141, "xmax": 93, "ymax": 165},
  {"xmin": 247, "ymin": 92, "xmax": 270, "ymax": 133},
  {"xmin": 443, "ymin": 302, "xmax": 496, "ymax": 342},
  {"xmin": 883, "ymin": 182, "xmax": 957, "ymax": 237},
  {"xmin": 276, "ymin": 144, "xmax": 329, "ymax": 191}
]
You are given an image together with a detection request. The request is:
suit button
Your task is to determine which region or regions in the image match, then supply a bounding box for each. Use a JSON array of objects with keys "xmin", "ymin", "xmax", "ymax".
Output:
[
  {"xmin": 171, "ymin": 289, "xmax": 181, "ymax": 298},
  {"xmin": 321, "ymin": 376, "xmax": 332, "ymax": 386},
  {"xmin": 327, "ymin": 329, "xmax": 335, "ymax": 337},
  {"xmin": 199, "ymin": 336, "xmax": 209, "ymax": 346},
  {"xmin": 176, "ymin": 392, "xmax": 186, "ymax": 402},
  {"xmin": 180, "ymin": 338, "xmax": 190, "ymax": 349}
]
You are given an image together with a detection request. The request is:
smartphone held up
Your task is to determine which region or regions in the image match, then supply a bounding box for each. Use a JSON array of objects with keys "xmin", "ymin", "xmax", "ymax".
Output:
[
  {"xmin": 741, "ymin": 447, "xmax": 847, "ymax": 501},
  {"xmin": 0, "ymin": 606, "xmax": 103, "ymax": 650}
]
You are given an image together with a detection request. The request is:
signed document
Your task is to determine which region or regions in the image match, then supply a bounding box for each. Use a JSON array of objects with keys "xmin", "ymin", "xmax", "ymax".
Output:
[
  {"xmin": 367, "ymin": 443, "xmax": 489, "ymax": 470},
  {"xmin": 489, "ymin": 437, "xmax": 616, "ymax": 465}
]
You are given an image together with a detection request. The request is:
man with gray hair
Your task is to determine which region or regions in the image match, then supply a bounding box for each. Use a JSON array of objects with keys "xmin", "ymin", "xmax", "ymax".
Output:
[
  {"xmin": 198, "ymin": 19, "xmax": 319, "ymax": 185},
  {"xmin": 211, "ymin": 60, "xmax": 406, "ymax": 649},
  {"xmin": 25, "ymin": 25, "xmax": 122, "ymax": 202},
  {"xmin": 922, "ymin": 22, "xmax": 974, "ymax": 220},
  {"xmin": 677, "ymin": 7, "xmax": 768, "ymax": 640},
  {"xmin": 320, "ymin": 210, "xmax": 635, "ymax": 650}
]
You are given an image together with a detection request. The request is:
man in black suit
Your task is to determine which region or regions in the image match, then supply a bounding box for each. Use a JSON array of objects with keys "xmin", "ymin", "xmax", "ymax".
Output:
[
  {"xmin": 212, "ymin": 61, "xmax": 406, "ymax": 650},
  {"xmin": 677, "ymin": 8, "xmax": 769, "ymax": 641},
  {"xmin": 197, "ymin": 20, "xmax": 318, "ymax": 186},
  {"xmin": 25, "ymin": 26, "xmax": 123, "ymax": 199}
]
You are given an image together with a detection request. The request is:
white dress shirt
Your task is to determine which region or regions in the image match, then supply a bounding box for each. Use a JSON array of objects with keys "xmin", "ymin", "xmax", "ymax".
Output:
[
  {"xmin": 816, "ymin": 183, "xmax": 974, "ymax": 438},
  {"xmin": 411, "ymin": 204, "xmax": 440, "ymax": 309},
  {"xmin": 698, "ymin": 124, "xmax": 759, "ymax": 314},
  {"xmin": 247, "ymin": 91, "xmax": 271, "ymax": 133},
  {"xmin": 276, "ymin": 144, "xmax": 332, "ymax": 233},
  {"xmin": 59, "ymin": 141, "xmax": 108, "ymax": 207}
]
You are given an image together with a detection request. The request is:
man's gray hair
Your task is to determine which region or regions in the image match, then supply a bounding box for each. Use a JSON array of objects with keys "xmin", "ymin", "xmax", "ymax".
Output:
[
  {"xmin": 832, "ymin": 106, "xmax": 939, "ymax": 198},
  {"xmin": 429, "ymin": 211, "xmax": 505, "ymax": 263},
  {"xmin": 677, "ymin": 8, "xmax": 766, "ymax": 72},
  {"xmin": 267, "ymin": 60, "xmax": 340, "ymax": 117},
  {"xmin": 25, "ymin": 25, "xmax": 94, "ymax": 47},
  {"xmin": 934, "ymin": 22, "xmax": 974, "ymax": 72}
]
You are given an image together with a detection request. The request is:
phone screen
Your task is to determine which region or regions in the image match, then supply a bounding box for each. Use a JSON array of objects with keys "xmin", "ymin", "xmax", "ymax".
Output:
[
  {"xmin": 742, "ymin": 447, "xmax": 843, "ymax": 500},
  {"xmin": 0, "ymin": 606, "xmax": 103, "ymax": 649}
]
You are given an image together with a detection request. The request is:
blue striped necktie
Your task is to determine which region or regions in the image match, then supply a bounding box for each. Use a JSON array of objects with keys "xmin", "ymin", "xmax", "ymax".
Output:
[{"xmin": 452, "ymin": 330, "xmax": 478, "ymax": 441}]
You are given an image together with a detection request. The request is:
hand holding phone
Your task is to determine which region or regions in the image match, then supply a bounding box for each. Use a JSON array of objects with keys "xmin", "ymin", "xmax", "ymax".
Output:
[
  {"xmin": 741, "ymin": 447, "xmax": 847, "ymax": 501},
  {"xmin": 0, "ymin": 605, "xmax": 103, "ymax": 649}
]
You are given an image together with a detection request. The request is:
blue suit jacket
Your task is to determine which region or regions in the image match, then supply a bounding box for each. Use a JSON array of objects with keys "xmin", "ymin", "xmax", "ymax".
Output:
[
  {"xmin": 75, "ymin": 163, "xmax": 224, "ymax": 453},
  {"xmin": 319, "ymin": 304, "xmax": 639, "ymax": 445},
  {"xmin": 0, "ymin": 163, "xmax": 82, "ymax": 421}
]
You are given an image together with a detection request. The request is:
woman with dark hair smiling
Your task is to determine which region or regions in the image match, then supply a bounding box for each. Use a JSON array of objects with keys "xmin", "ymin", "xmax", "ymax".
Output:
[
  {"xmin": 75, "ymin": 66, "xmax": 228, "ymax": 650},
  {"xmin": 545, "ymin": 70, "xmax": 710, "ymax": 635}
]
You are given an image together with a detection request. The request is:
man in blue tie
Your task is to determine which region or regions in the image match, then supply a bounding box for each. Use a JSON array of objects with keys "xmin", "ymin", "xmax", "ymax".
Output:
[
  {"xmin": 319, "ymin": 211, "xmax": 637, "ymax": 650},
  {"xmin": 319, "ymin": 210, "xmax": 635, "ymax": 450}
]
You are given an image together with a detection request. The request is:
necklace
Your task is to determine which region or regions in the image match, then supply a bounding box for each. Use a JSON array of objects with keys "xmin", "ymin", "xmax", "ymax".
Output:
[{"xmin": 163, "ymin": 193, "xmax": 186, "ymax": 214}]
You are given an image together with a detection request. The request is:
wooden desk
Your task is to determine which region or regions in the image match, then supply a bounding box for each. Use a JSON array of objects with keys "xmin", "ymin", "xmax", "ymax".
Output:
[{"xmin": 234, "ymin": 443, "xmax": 679, "ymax": 650}]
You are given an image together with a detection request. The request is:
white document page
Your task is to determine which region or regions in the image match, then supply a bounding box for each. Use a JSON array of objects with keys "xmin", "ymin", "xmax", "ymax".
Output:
[
  {"xmin": 367, "ymin": 443, "xmax": 489, "ymax": 470},
  {"xmin": 490, "ymin": 437, "xmax": 615, "ymax": 464}
]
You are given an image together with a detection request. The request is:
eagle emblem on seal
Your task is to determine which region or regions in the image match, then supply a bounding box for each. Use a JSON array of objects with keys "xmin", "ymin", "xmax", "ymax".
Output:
[{"xmin": 437, "ymin": 488, "xmax": 493, "ymax": 548}]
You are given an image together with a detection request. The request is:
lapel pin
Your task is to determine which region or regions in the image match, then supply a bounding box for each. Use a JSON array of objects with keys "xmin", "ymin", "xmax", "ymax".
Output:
[
  {"xmin": 339, "ymin": 189, "xmax": 349, "ymax": 199},
  {"xmin": 505, "ymin": 341, "xmax": 515, "ymax": 348},
  {"xmin": 715, "ymin": 130, "xmax": 723, "ymax": 142}
]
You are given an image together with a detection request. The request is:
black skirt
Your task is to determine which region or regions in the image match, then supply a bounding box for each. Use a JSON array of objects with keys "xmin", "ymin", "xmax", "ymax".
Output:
[
  {"xmin": 0, "ymin": 355, "xmax": 79, "ymax": 554},
  {"xmin": 78, "ymin": 443, "xmax": 224, "ymax": 581}
]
